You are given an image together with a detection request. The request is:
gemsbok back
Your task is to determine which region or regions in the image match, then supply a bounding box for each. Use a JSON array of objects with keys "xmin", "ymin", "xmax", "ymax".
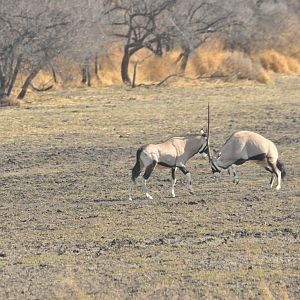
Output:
[
  {"xmin": 208, "ymin": 131, "xmax": 286, "ymax": 190},
  {"xmin": 129, "ymin": 129, "xmax": 208, "ymax": 200}
]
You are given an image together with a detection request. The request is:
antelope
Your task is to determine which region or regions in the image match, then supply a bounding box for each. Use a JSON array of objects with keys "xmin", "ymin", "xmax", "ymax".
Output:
[
  {"xmin": 129, "ymin": 130, "xmax": 208, "ymax": 200},
  {"xmin": 207, "ymin": 107, "xmax": 286, "ymax": 190}
]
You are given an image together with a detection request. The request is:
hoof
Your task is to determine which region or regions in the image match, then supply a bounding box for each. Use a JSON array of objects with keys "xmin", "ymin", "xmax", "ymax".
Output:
[
  {"xmin": 146, "ymin": 193, "xmax": 153, "ymax": 200},
  {"xmin": 171, "ymin": 193, "xmax": 176, "ymax": 198},
  {"xmin": 233, "ymin": 177, "xmax": 239, "ymax": 184},
  {"xmin": 129, "ymin": 197, "xmax": 133, "ymax": 201}
]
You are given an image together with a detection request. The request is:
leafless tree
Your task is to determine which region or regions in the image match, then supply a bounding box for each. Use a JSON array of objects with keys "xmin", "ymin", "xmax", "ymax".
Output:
[
  {"xmin": 0, "ymin": 0, "xmax": 76, "ymax": 99},
  {"xmin": 168, "ymin": 0, "xmax": 239, "ymax": 72},
  {"xmin": 1, "ymin": 0, "xmax": 300, "ymax": 99},
  {"xmin": 104, "ymin": 0, "xmax": 175, "ymax": 85},
  {"xmin": 64, "ymin": 0, "xmax": 109, "ymax": 86},
  {"xmin": 223, "ymin": 0, "xmax": 300, "ymax": 54}
]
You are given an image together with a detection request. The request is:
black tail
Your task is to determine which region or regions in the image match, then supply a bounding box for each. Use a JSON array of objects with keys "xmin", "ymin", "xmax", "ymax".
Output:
[
  {"xmin": 131, "ymin": 148, "xmax": 143, "ymax": 182},
  {"xmin": 277, "ymin": 160, "xmax": 286, "ymax": 180}
]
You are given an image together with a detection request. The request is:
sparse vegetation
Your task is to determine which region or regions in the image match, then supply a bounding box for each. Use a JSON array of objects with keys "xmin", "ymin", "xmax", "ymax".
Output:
[
  {"xmin": 0, "ymin": 1, "xmax": 299, "ymax": 299},
  {"xmin": 1, "ymin": 0, "xmax": 300, "ymax": 102},
  {"xmin": 0, "ymin": 75, "xmax": 299, "ymax": 299}
]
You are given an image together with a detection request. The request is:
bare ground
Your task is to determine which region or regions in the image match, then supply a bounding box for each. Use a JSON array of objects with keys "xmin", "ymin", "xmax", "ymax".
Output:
[{"xmin": 0, "ymin": 76, "xmax": 299, "ymax": 299}]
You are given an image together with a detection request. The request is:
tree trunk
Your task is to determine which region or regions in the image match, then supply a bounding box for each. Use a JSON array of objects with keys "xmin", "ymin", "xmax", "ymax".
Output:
[
  {"xmin": 180, "ymin": 51, "xmax": 190, "ymax": 72},
  {"xmin": 94, "ymin": 54, "xmax": 100, "ymax": 79},
  {"xmin": 7, "ymin": 55, "xmax": 22, "ymax": 96},
  {"xmin": 131, "ymin": 62, "xmax": 138, "ymax": 88},
  {"xmin": 121, "ymin": 45, "xmax": 143, "ymax": 85},
  {"xmin": 82, "ymin": 58, "xmax": 91, "ymax": 85},
  {"xmin": 49, "ymin": 63, "xmax": 58, "ymax": 83},
  {"xmin": 81, "ymin": 65, "xmax": 87, "ymax": 84},
  {"xmin": 121, "ymin": 46, "xmax": 131, "ymax": 85},
  {"xmin": 87, "ymin": 64, "xmax": 91, "ymax": 86},
  {"xmin": 0, "ymin": 67, "xmax": 5, "ymax": 100},
  {"xmin": 17, "ymin": 68, "xmax": 40, "ymax": 99}
]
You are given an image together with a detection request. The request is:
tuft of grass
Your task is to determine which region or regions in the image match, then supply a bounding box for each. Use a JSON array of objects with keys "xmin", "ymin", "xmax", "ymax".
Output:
[
  {"xmin": 259, "ymin": 50, "xmax": 300, "ymax": 74},
  {"xmin": 0, "ymin": 96, "xmax": 20, "ymax": 107},
  {"xmin": 216, "ymin": 51, "xmax": 271, "ymax": 84}
]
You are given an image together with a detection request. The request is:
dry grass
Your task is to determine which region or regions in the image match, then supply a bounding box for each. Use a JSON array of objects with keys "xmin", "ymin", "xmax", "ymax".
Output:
[
  {"xmin": 17, "ymin": 42, "xmax": 300, "ymax": 94},
  {"xmin": 259, "ymin": 50, "xmax": 300, "ymax": 74},
  {"xmin": 0, "ymin": 75, "xmax": 299, "ymax": 299},
  {"xmin": 188, "ymin": 48, "xmax": 272, "ymax": 84},
  {"xmin": 133, "ymin": 49, "xmax": 180, "ymax": 83},
  {"xmin": 0, "ymin": 96, "xmax": 20, "ymax": 107}
]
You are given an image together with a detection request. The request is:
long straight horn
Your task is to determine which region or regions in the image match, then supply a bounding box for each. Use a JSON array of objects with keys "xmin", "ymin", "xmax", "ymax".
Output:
[{"xmin": 207, "ymin": 103, "xmax": 212, "ymax": 163}]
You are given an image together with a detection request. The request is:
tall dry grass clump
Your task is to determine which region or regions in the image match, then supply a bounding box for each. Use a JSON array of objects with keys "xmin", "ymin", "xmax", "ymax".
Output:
[
  {"xmin": 134, "ymin": 49, "xmax": 180, "ymax": 83},
  {"xmin": 98, "ymin": 46, "xmax": 122, "ymax": 85},
  {"xmin": 218, "ymin": 51, "xmax": 271, "ymax": 84},
  {"xmin": 258, "ymin": 50, "xmax": 300, "ymax": 74},
  {"xmin": 186, "ymin": 40, "xmax": 226, "ymax": 76},
  {"xmin": 28, "ymin": 41, "xmax": 300, "ymax": 90},
  {"xmin": 186, "ymin": 42, "xmax": 271, "ymax": 84}
]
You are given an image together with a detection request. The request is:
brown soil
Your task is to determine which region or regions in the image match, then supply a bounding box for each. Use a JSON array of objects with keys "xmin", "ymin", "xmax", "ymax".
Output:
[{"xmin": 0, "ymin": 75, "xmax": 299, "ymax": 299}]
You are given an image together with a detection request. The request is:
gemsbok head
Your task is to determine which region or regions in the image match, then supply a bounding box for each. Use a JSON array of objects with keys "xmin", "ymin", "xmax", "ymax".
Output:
[
  {"xmin": 129, "ymin": 130, "xmax": 208, "ymax": 200},
  {"xmin": 207, "ymin": 105, "xmax": 286, "ymax": 190}
]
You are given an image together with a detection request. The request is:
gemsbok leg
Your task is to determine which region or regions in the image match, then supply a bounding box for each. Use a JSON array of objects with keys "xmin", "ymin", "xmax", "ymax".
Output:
[
  {"xmin": 178, "ymin": 164, "xmax": 194, "ymax": 195},
  {"xmin": 267, "ymin": 159, "xmax": 281, "ymax": 190},
  {"xmin": 171, "ymin": 167, "xmax": 177, "ymax": 197},
  {"xmin": 141, "ymin": 160, "xmax": 157, "ymax": 200},
  {"xmin": 228, "ymin": 165, "xmax": 239, "ymax": 183}
]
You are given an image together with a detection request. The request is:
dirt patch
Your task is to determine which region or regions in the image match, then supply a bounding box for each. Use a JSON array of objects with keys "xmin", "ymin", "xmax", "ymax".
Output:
[{"xmin": 0, "ymin": 76, "xmax": 299, "ymax": 299}]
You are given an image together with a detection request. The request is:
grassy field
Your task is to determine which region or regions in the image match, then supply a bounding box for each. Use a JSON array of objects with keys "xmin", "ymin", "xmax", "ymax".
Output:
[{"xmin": 0, "ymin": 75, "xmax": 299, "ymax": 299}]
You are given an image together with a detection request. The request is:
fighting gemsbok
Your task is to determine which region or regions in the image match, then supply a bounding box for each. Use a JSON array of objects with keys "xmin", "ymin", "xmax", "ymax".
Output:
[
  {"xmin": 129, "ymin": 130, "xmax": 208, "ymax": 200},
  {"xmin": 207, "ymin": 106, "xmax": 286, "ymax": 190}
]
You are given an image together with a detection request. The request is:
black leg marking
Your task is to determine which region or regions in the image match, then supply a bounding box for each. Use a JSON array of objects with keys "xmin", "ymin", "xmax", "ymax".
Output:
[
  {"xmin": 143, "ymin": 161, "xmax": 157, "ymax": 180},
  {"xmin": 178, "ymin": 166, "xmax": 189, "ymax": 175},
  {"xmin": 171, "ymin": 168, "xmax": 176, "ymax": 180},
  {"xmin": 269, "ymin": 162, "xmax": 278, "ymax": 176},
  {"xmin": 265, "ymin": 166, "xmax": 273, "ymax": 174}
]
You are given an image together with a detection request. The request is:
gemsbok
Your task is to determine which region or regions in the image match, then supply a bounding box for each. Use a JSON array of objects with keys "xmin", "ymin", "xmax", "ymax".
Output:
[
  {"xmin": 207, "ymin": 106, "xmax": 286, "ymax": 190},
  {"xmin": 129, "ymin": 130, "xmax": 208, "ymax": 200}
]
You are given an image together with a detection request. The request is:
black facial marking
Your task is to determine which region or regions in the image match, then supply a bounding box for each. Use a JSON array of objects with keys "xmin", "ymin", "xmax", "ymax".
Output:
[
  {"xmin": 212, "ymin": 167, "xmax": 221, "ymax": 174},
  {"xmin": 199, "ymin": 143, "xmax": 208, "ymax": 154},
  {"xmin": 211, "ymin": 161, "xmax": 221, "ymax": 173}
]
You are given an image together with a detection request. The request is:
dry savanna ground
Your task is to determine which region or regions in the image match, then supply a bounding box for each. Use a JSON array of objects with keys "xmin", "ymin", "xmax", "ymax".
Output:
[{"xmin": 0, "ymin": 75, "xmax": 299, "ymax": 299}]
